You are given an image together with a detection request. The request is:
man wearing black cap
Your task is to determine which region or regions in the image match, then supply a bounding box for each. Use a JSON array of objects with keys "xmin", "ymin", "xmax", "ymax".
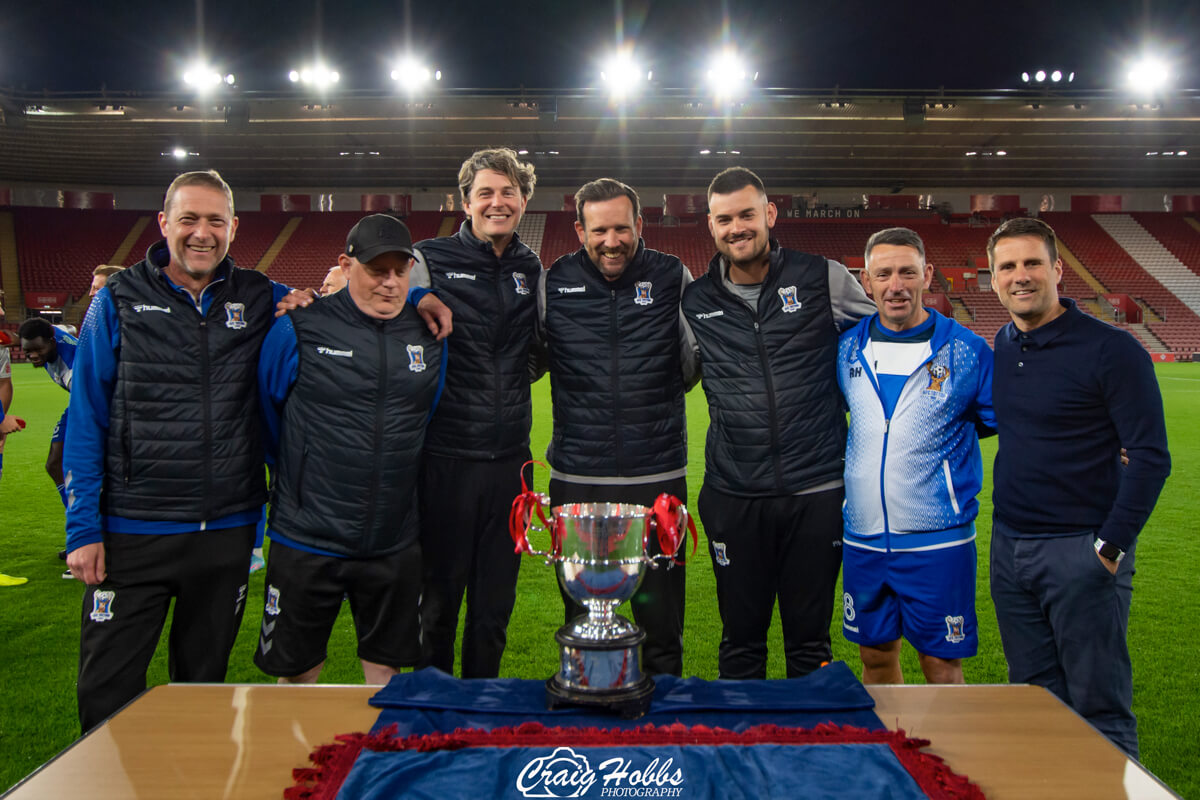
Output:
[{"xmin": 253, "ymin": 214, "xmax": 447, "ymax": 685}]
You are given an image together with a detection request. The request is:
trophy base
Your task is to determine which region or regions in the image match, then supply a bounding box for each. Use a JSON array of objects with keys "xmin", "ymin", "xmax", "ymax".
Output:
[
  {"xmin": 546, "ymin": 674, "xmax": 655, "ymax": 720},
  {"xmin": 546, "ymin": 623, "xmax": 655, "ymax": 719}
]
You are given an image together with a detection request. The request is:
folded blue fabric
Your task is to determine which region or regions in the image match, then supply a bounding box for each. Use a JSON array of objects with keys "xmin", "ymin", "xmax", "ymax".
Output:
[{"xmin": 368, "ymin": 662, "xmax": 882, "ymax": 735}]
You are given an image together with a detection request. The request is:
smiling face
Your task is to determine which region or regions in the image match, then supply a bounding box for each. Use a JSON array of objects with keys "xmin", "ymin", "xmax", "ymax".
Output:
[
  {"xmin": 158, "ymin": 185, "xmax": 238, "ymax": 288},
  {"xmin": 862, "ymin": 243, "xmax": 933, "ymax": 331},
  {"xmin": 576, "ymin": 195, "xmax": 643, "ymax": 281},
  {"xmin": 990, "ymin": 234, "xmax": 1064, "ymax": 331},
  {"xmin": 464, "ymin": 168, "xmax": 527, "ymax": 253},
  {"xmin": 341, "ymin": 250, "xmax": 413, "ymax": 320},
  {"xmin": 707, "ymin": 185, "xmax": 777, "ymax": 280}
]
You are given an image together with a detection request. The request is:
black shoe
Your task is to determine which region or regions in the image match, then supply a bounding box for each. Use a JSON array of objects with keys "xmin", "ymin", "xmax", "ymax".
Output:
[{"xmin": 58, "ymin": 550, "xmax": 67, "ymax": 561}]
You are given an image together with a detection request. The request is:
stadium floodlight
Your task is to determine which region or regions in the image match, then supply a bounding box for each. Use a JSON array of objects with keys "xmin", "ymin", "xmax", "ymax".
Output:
[
  {"xmin": 182, "ymin": 62, "xmax": 232, "ymax": 93},
  {"xmin": 1179, "ymin": 150, "xmax": 1189, "ymax": 156},
  {"xmin": 290, "ymin": 64, "xmax": 340, "ymax": 88},
  {"xmin": 1034, "ymin": 70, "xmax": 1046, "ymax": 82},
  {"xmin": 706, "ymin": 48, "xmax": 756, "ymax": 101},
  {"xmin": 600, "ymin": 50, "xmax": 649, "ymax": 100},
  {"xmin": 1126, "ymin": 56, "xmax": 1170, "ymax": 93},
  {"xmin": 1021, "ymin": 72, "xmax": 1030, "ymax": 83},
  {"xmin": 391, "ymin": 57, "xmax": 441, "ymax": 92},
  {"xmin": 1051, "ymin": 70, "xmax": 1062, "ymax": 82},
  {"xmin": 172, "ymin": 147, "xmax": 188, "ymax": 159}
]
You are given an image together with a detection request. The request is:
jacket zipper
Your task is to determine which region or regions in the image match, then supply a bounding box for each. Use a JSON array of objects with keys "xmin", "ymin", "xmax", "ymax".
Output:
[
  {"xmin": 750, "ymin": 313, "xmax": 785, "ymax": 493},
  {"xmin": 610, "ymin": 288, "xmax": 623, "ymax": 473},
  {"xmin": 859, "ymin": 348, "xmax": 892, "ymax": 550},
  {"xmin": 364, "ymin": 321, "xmax": 387, "ymax": 552},
  {"xmin": 492, "ymin": 255, "xmax": 506, "ymax": 456},
  {"xmin": 198, "ymin": 315, "xmax": 213, "ymax": 522}
]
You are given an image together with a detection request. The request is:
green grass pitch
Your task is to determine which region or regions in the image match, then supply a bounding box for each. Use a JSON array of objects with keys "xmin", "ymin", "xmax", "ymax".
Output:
[{"xmin": 0, "ymin": 363, "xmax": 1197, "ymax": 796}]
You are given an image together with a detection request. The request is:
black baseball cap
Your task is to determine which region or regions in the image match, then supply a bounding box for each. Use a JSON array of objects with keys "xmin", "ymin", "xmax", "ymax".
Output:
[{"xmin": 345, "ymin": 214, "xmax": 415, "ymax": 263}]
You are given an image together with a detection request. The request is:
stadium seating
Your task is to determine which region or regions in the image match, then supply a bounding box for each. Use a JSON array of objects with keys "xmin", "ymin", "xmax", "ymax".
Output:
[
  {"xmin": 1044, "ymin": 212, "xmax": 1200, "ymax": 355},
  {"xmin": 14, "ymin": 208, "xmax": 143, "ymax": 296},
  {"xmin": 7, "ymin": 207, "xmax": 1200, "ymax": 356},
  {"xmin": 1130, "ymin": 213, "xmax": 1200, "ymax": 280},
  {"xmin": 540, "ymin": 211, "xmax": 580, "ymax": 267}
]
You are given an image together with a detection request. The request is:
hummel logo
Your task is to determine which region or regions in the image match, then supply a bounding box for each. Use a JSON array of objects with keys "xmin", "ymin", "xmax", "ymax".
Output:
[
  {"xmin": 557, "ymin": 286, "xmax": 586, "ymax": 294},
  {"xmin": 316, "ymin": 346, "xmax": 354, "ymax": 358},
  {"xmin": 445, "ymin": 272, "xmax": 477, "ymax": 280},
  {"xmin": 132, "ymin": 304, "xmax": 171, "ymax": 313},
  {"xmin": 694, "ymin": 310, "xmax": 724, "ymax": 319}
]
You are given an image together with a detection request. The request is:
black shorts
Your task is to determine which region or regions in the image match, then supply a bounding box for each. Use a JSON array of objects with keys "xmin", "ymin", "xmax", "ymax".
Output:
[{"xmin": 253, "ymin": 540, "xmax": 422, "ymax": 677}]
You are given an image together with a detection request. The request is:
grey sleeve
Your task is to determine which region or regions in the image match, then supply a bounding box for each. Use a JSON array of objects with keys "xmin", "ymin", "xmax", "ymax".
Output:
[
  {"xmin": 529, "ymin": 268, "xmax": 550, "ymax": 382},
  {"xmin": 409, "ymin": 247, "xmax": 432, "ymax": 289},
  {"xmin": 828, "ymin": 258, "xmax": 875, "ymax": 332},
  {"xmin": 677, "ymin": 267, "xmax": 701, "ymax": 389}
]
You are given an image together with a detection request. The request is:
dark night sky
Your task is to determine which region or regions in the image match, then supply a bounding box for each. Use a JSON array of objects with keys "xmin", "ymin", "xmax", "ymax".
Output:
[{"xmin": 1, "ymin": 0, "xmax": 1197, "ymax": 93}]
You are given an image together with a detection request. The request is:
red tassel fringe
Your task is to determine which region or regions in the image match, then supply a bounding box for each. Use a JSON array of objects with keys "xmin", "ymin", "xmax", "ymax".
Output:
[{"xmin": 287, "ymin": 721, "xmax": 985, "ymax": 800}]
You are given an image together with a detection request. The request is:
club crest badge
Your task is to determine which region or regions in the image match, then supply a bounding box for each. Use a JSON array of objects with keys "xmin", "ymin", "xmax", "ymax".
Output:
[
  {"xmin": 407, "ymin": 344, "xmax": 427, "ymax": 372},
  {"xmin": 944, "ymin": 615, "xmax": 966, "ymax": 644},
  {"xmin": 634, "ymin": 281, "xmax": 654, "ymax": 306},
  {"xmin": 265, "ymin": 585, "xmax": 282, "ymax": 617},
  {"xmin": 926, "ymin": 362, "xmax": 950, "ymax": 393},
  {"xmin": 513, "ymin": 273, "xmax": 530, "ymax": 296},
  {"xmin": 713, "ymin": 542, "xmax": 730, "ymax": 566},
  {"xmin": 843, "ymin": 592, "xmax": 856, "ymax": 622},
  {"xmin": 90, "ymin": 590, "xmax": 116, "ymax": 623},
  {"xmin": 778, "ymin": 285, "xmax": 802, "ymax": 313},
  {"xmin": 224, "ymin": 302, "xmax": 247, "ymax": 330}
]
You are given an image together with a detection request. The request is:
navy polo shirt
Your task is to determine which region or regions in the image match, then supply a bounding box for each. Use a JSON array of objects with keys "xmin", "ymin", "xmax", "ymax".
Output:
[{"xmin": 992, "ymin": 299, "xmax": 1170, "ymax": 551}]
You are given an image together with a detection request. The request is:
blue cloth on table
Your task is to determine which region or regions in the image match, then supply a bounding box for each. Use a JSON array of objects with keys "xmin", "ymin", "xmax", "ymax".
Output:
[
  {"xmin": 337, "ymin": 742, "xmax": 929, "ymax": 800},
  {"xmin": 368, "ymin": 661, "xmax": 883, "ymax": 735}
]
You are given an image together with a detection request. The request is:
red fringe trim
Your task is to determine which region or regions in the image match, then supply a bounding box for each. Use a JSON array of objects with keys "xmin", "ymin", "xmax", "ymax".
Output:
[{"xmin": 287, "ymin": 721, "xmax": 985, "ymax": 800}]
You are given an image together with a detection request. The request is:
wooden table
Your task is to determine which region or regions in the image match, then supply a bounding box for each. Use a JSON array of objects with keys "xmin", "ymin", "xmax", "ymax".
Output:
[{"xmin": 4, "ymin": 683, "xmax": 1178, "ymax": 799}]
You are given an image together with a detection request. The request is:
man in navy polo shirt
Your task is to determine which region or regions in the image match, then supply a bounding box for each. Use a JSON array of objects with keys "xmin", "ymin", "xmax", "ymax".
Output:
[{"xmin": 988, "ymin": 216, "xmax": 1170, "ymax": 757}]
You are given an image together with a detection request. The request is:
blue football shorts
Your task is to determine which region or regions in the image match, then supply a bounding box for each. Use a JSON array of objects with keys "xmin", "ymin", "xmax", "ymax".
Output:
[
  {"xmin": 842, "ymin": 539, "xmax": 977, "ymax": 658},
  {"xmin": 51, "ymin": 408, "xmax": 69, "ymax": 443}
]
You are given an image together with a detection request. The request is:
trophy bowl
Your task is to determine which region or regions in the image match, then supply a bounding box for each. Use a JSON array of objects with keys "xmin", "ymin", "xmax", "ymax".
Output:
[{"xmin": 511, "ymin": 484, "xmax": 695, "ymax": 719}]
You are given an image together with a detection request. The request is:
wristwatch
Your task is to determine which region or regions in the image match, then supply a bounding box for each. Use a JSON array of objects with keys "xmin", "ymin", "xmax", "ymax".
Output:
[{"xmin": 1094, "ymin": 537, "xmax": 1125, "ymax": 563}]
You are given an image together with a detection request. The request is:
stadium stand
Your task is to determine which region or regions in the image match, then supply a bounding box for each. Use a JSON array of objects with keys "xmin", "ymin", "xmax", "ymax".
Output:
[
  {"xmin": 14, "ymin": 208, "xmax": 142, "ymax": 296},
  {"xmin": 539, "ymin": 211, "xmax": 580, "ymax": 267},
  {"xmin": 1045, "ymin": 212, "xmax": 1200, "ymax": 355},
  {"xmin": 7, "ymin": 207, "xmax": 1200, "ymax": 355},
  {"xmin": 1100, "ymin": 214, "xmax": 1200, "ymax": 317},
  {"xmin": 1131, "ymin": 213, "xmax": 1200, "ymax": 280},
  {"xmin": 405, "ymin": 211, "xmax": 452, "ymax": 245},
  {"xmin": 643, "ymin": 218, "xmax": 713, "ymax": 278},
  {"xmin": 265, "ymin": 212, "xmax": 365, "ymax": 288}
]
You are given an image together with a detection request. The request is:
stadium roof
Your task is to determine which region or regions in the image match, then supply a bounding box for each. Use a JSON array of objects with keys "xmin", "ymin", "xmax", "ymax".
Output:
[
  {"xmin": 2, "ymin": 1, "xmax": 1198, "ymax": 191},
  {"xmin": 2, "ymin": 86, "xmax": 1199, "ymax": 190}
]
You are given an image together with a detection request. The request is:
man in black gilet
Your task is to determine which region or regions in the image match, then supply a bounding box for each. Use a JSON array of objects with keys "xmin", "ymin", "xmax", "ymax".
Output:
[
  {"xmin": 64, "ymin": 170, "xmax": 292, "ymax": 730},
  {"xmin": 409, "ymin": 148, "xmax": 542, "ymax": 678},
  {"xmin": 254, "ymin": 214, "xmax": 445, "ymax": 686},
  {"xmin": 535, "ymin": 178, "xmax": 699, "ymax": 676},
  {"xmin": 682, "ymin": 167, "xmax": 874, "ymax": 679}
]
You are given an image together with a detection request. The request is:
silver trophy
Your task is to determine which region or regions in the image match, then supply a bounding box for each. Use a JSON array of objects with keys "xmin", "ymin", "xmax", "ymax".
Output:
[{"xmin": 511, "ymin": 488, "xmax": 693, "ymax": 719}]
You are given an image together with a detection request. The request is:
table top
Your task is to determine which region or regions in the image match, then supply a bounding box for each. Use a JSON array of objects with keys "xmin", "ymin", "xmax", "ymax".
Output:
[{"xmin": 4, "ymin": 682, "xmax": 1177, "ymax": 799}]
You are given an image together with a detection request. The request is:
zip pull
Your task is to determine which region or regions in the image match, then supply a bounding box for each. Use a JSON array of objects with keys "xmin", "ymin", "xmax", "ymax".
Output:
[{"xmin": 883, "ymin": 418, "xmax": 890, "ymax": 433}]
